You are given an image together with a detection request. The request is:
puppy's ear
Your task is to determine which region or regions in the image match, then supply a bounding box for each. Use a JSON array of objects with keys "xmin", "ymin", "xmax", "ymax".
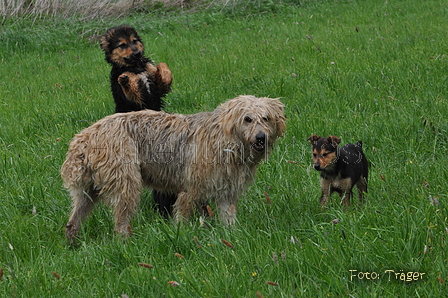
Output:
[
  {"xmin": 307, "ymin": 134, "xmax": 320, "ymax": 145},
  {"xmin": 99, "ymin": 35, "xmax": 109, "ymax": 52},
  {"xmin": 327, "ymin": 135, "xmax": 341, "ymax": 147}
]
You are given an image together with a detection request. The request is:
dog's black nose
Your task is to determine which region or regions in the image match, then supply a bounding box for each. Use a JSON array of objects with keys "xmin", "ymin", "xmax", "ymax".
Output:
[
  {"xmin": 314, "ymin": 164, "xmax": 321, "ymax": 170},
  {"xmin": 131, "ymin": 50, "xmax": 142, "ymax": 59},
  {"xmin": 255, "ymin": 132, "xmax": 266, "ymax": 142}
]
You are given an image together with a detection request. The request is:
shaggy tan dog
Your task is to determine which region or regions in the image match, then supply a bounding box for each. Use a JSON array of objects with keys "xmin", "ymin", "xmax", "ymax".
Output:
[{"xmin": 61, "ymin": 95, "xmax": 286, "ymax": 243}]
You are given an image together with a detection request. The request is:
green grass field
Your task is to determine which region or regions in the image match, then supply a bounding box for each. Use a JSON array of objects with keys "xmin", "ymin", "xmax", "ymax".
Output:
[{"xmin": 1, "ymin": 0, "xmax": 447, "ymax": 296}]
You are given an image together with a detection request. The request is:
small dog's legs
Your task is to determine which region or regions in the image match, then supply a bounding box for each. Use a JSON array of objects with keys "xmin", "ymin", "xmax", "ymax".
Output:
[
  {"xmin": 340, "ymin": 191, "xmax": 352, "ymax": 207},
  {"xmin": 153, "ymin": 190, "xmax": 176, "ymax": 218},
  {"xmin": 337, "ymin": 178, "xmax": 354, "ymax": 207},
  {"xmin": 66, "ymin": 187, "xmax": 98, "ymax": 245},
  {"xmin": 319, "ymin": 177, "xmax": 331, "ymax": 206},
  {"xmin": 356, "ymin": 177, "xmax": 368, "ymax": 203}
]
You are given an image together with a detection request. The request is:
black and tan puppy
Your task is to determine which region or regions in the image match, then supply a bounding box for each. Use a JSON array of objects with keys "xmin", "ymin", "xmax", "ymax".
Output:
[
  {"xmin": 100, "ymin": 25, "xmax": 175, "ymax": 216},
  {"xmin": 307, "ymin": 135, "xmax": 368, "ymax": 207},
  {"xmin": 100, "ymin": 24, "xmax": 172, "ymax": 113}
]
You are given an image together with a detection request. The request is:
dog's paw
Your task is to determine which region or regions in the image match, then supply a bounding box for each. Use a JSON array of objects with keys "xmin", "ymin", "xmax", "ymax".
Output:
[
  {"xmin": 146, "ymin": 63, "xmax": 158, "ymax": 73},
  {"xmin": 157, "ymin": 62, "xmax": 173, "ymax": 86},
  {"xmin": 118, "ymin": 74, "xmax": 130, "ymax": 87}
]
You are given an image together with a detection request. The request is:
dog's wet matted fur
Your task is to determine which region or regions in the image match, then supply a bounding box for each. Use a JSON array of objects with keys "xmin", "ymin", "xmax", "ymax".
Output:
[
  {"xmin": 100, "ymin": 24, "xmax": 175, "ymax": 217},
  {"xmin": 100, "ymin": 24, "xmax": 172, "ymax": 113},
  {"xmin": 307, "ymin": 135, "xmax": 368, "ymax": 207},
  {"xmin": 61, "ymin": 95, "xmax": 286, "ymax": 244}
]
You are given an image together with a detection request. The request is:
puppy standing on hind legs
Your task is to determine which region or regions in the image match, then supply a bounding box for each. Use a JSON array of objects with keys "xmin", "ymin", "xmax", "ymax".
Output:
[
  {"xmin": 100, "ymin": 24, "xmax": 173, "ymax": 113},
  {"xmin": 307, "ymin": 135, "xmax": 368, "ymax": 207},
  {"xmin": 100, "ymin": 24, "xmax": 176, "ymax": 217},
  {"xmin": 61, "ymin": 95, "xmax": 286, "ymax": 244}
]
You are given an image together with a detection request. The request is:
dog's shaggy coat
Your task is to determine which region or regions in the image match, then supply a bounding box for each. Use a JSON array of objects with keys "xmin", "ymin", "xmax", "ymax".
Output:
[{"xmin": 61, "ymin": 95, "xmax": 286, "ymax": 243}]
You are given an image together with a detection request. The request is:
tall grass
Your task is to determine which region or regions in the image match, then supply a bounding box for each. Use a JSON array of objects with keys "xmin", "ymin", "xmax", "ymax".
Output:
[
  {"xmin": 0, "ymin": 0, "xmax": 447, "ymax": 296},
  {"xmin": 0, "ymin": 0, "xmax": 209, "ymax": 20},
  {"xmin": 0, "ymin": 0, "xmax": 288, "ymax": 20}
]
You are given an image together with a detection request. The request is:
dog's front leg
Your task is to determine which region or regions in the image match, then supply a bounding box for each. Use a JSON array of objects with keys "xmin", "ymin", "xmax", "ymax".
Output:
[
  {"xmin": 118, "ymin": 72, "xmax": 143, "ymax": 105},
  {"xmin": 156, "ymin": 62, "xmax": 172, "ymax": 88},
  {"xmin": 217, "ymin": 198, "xmax": 238, "ymax": 225},
  {"xmin": 319, "ymin": 177, "xmax": 331, "ymax": 206},
  {"xmin": 173, "ymin": 191, "xmax": 195, "ymax": 223}
]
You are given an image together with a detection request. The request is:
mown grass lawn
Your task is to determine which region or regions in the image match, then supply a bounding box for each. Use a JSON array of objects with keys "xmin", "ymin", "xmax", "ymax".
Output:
[{"xmin": 0, "ymin": 0, "xmax": 447, "ymax": 296}]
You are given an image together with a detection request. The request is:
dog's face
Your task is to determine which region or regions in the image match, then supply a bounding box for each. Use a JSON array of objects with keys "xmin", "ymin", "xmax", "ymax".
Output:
[
  {"xmin": 220, "ymin": 95, "xmax": 286, "ymax": 156},
  {"xmin": 307, "ymin": 135, "xmax": 341, "ymax": 171},
  {"xmin": 100, "ymin": 25, "xmax": 145, "ymax": 67}
]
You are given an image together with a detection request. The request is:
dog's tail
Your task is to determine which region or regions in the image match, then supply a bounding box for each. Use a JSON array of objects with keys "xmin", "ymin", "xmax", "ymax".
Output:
[{"xmin": 60, "ymin": 137, "xmax": 90, "ymax": 189}]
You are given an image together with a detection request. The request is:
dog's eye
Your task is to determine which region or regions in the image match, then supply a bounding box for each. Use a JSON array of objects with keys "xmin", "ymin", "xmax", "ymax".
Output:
[
  {"xmin": 321, "ymin": 153, "xmax": 328, "ymax": 157},
  {"xmin": 118, "ymin": 43, "xmax": 127, "ymax": 49},
  {"xmin": 244, "ymin": 117, "xmax": 253, "ymax": 123},
  {"xmin": 262, "ymin": 116, "xmax": 270, "ymax": 122}
]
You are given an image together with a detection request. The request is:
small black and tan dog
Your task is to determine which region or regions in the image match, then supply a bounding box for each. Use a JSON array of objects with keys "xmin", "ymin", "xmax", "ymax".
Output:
[
  {"xmin": 100, "ymin": 25, "xmax": 175, "ymax": 216},
  {"xmin": 307, "ymin": 135, "xmax": 368, "ymax": 207},
  {"xmin": 100, "ymin": 24, "xmax": 172, "ymax": 113}
]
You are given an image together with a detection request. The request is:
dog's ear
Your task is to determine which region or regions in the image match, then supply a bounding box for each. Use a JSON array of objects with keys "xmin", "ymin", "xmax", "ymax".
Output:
[
  {"xmin": 307, "ymin": 134, "xmax": 320, "ymax": 145},
  {"xmin": 99, "ymin": 35, "xmax": 109, "ymax": 52},
  {"xmin": 276, "ymin": 115, "xmax": 287, "ymax": 137},
  {"xmin": 327, "ymin": 135, "xmax": 341, "ymax": 146},
  {"xmin": 218, "ymin": 103, "xmax": 237, "ymax": 136},
  {"xmin": 270, "ymin": 98, "xmax": 286, "ymax": 137},
  {"xmin": 218, "ymin": 96, "xmax": 246, "ymax": 136}
]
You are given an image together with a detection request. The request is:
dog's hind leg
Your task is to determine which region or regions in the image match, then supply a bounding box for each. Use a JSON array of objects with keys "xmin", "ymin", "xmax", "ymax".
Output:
[
  {"xmin": 109, "ymin": 175, "xmax": 142, "ymax": 237},
  {"xmin": 340, "ymin": 191, "xmax": 352, "ymax": 207},
  {"xmin": 356, "ymin": 177, "xmax": 368, "ymax": 203},
  {"xmin": 66, "ymin": 187, "xmax": 99, "ymax": 245}
]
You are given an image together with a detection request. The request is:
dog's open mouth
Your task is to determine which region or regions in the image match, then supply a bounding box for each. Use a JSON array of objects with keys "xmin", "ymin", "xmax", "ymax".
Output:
[
  {"xmin": 251, "ymin": 141, "xmax": 266, "ymax": 152},
  {"xmin": 251, "ymin": 132, "xmax": 268, "ymax": 152}
]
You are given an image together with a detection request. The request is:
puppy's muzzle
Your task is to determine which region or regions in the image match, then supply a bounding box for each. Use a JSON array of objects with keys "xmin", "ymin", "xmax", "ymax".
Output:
[
  {"xmin": 124, "ymin": 50, "xmax": 142, "ymax": 63},
  {"xmin": 131, "ymin": 50, "xmax": 142, "ymax": 60}
]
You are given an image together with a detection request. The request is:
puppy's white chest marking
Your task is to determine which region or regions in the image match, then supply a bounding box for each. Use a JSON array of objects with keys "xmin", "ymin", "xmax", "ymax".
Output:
[{"xmin": 139, "ymin": 73, "xmax": 151, "ymax": 94}]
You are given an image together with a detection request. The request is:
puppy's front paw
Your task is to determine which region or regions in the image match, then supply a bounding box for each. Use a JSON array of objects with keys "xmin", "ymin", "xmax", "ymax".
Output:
[
  {"xmin": 118, "ymin": 74, "xmax": 130, "ymax": 87},
  {"xmin": 157, "ymin": 62, "xmax": 173, "ymax": 86}
]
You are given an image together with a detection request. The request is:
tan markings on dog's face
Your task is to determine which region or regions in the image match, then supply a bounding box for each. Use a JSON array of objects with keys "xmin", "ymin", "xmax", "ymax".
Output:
[
  {"xmin": 110, "ymin": 35, "xmax": 145, "ymax": 67},
  {"xmin": 312, "ymin": 147, "xmax": 337, "ymax": 170}
]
